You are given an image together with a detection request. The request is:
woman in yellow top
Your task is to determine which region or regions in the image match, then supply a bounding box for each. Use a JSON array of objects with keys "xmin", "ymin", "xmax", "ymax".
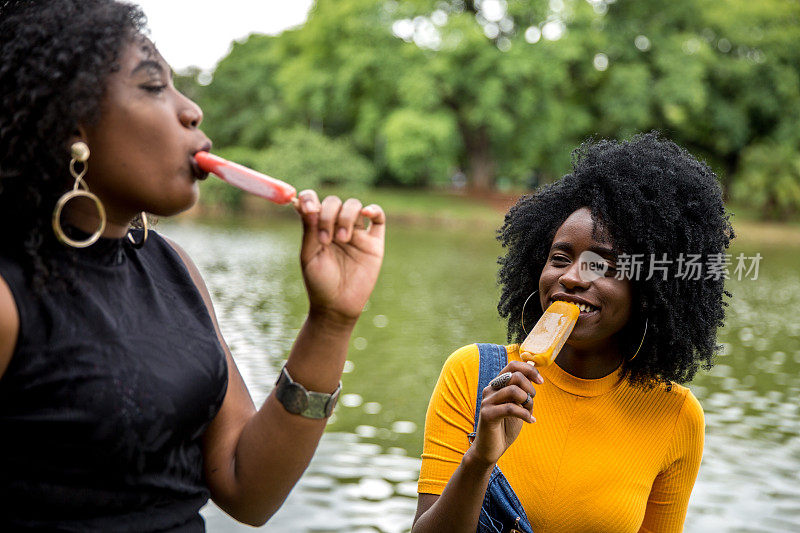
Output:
[{"xmin": 414, "ymin": 133, "xmax": 733, "ymax": 533}]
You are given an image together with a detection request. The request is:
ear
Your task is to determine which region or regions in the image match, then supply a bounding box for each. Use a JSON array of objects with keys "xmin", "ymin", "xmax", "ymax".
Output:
[{"xmin": 67, "ymin": 125, "xmax": 89, "ymax": 150}]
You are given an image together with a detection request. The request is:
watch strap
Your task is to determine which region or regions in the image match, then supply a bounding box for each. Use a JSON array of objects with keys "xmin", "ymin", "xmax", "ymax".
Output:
[{"xmin": 275, "ymin": 365, "xmax": 341, "ymax": 419}]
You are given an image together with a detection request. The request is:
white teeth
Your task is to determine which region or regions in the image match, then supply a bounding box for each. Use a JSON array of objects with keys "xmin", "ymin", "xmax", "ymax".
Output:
[{"xmin": 556, "ymin": 300, "xmax": 596, "ymax": 313}]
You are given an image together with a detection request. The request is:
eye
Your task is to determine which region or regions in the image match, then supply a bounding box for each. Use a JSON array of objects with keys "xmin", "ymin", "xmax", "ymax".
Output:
[
  {"xmin": 141, "ymin": 84, "xmax": 167, "ymax": 94},
  {"xmin": 550, "ymin": 254, "xmax": 570, "ymax": 265}
]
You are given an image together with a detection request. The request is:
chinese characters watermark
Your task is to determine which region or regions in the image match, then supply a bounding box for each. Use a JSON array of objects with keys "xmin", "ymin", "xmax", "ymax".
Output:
[{"xmin": 577, "ymin": 251, "xmax": 762, "ymax": 282}]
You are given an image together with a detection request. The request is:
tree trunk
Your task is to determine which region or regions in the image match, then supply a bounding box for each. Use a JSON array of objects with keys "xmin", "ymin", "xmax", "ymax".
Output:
[
  {"xmin": 464, "ymin": 126, "xmax": 495, "ymax": 192},
  {"xmin": 446, "ymin": 97, "xmax": 496, "ymax": 192},
  {"xmin": 720, "ymin": 151, "xmax": 738, "ymax": 202}
]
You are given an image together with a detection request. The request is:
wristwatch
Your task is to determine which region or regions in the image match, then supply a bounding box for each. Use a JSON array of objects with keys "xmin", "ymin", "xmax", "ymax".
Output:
[{"xmin": 274, "ymin": 365, "xmax": 341, "ymax": 419}]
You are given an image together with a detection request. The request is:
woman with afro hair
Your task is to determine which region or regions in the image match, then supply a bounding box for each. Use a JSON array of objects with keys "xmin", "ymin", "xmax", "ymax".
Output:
[
  {"xmin": 0, "ymin": 0, "xmax": 385, "ymax": 530},
  {"xmin": 414, "ymin": 133, "xmax": 734, "ymax": 533}
]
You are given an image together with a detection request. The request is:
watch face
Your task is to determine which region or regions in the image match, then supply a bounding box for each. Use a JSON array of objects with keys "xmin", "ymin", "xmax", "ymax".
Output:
[{"xmin": 276, "ymin": 381, "xmax": 309, "ymax": 414}]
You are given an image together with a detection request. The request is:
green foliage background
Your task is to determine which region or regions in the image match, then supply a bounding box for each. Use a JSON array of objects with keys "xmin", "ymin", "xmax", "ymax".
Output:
[{"xmin": 175, "ymin": 0, "xmax": 800, "ymax": 219}]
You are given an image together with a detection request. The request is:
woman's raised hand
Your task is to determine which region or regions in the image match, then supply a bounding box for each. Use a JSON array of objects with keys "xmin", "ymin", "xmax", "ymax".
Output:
[
  {"xmin": 294, "ymin": 190, "xmax": 385, "ymax": 324},
  {"xmin": 471, "ymin": 361, "xmax": 542, "ymax": 465}
]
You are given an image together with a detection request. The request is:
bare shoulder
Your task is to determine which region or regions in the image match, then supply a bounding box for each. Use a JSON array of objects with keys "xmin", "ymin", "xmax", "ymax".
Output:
[
  {"xmin": 159, "ymin": 234, "xmax": 222, "ymax": 334},
  {"xmin": 0, "ymin": 272, "xmax": 20, "ymax": 379},
  {"xmin": 160, "ymin": 234, "xmax": 205, "ymax": 286}
]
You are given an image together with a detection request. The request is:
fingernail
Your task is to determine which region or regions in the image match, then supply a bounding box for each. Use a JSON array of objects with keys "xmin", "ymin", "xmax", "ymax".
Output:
[
  {"xmin": 336, "ymin": 227, "xmax": 347, "ymax": 241},
  {"xmin": 319, "ymin": 230, "xmax": 329, "ymax": 242},
  {"xmin": 531, "ymin": 416, "xmax": 536, "ymax": 423},
  {"xmin": 303, "ymin": 199, "xmax": 313, "ymax": 212},
  {"xmin": 535, "ymin": 375, "xmax": 544, "ymax": 385}
]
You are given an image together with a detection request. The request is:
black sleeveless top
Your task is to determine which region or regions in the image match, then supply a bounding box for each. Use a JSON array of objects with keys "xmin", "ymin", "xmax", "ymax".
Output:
[{"xmin": 0, "ymin": 230, "xmax": 228, "ymax": 532}]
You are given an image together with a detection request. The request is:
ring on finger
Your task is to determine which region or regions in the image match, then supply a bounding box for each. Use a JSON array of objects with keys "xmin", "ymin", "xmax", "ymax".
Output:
[
  {"xmin": 490, "ymin": 372, "xmax": 513, "ymax": 391},
  {"xmin": 521, "ymin": 392, "xmax": 533, "ymax": 409}
]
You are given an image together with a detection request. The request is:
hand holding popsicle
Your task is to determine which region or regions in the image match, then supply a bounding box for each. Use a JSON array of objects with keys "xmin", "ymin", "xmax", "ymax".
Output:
[
  {"xmin": 294, "ymin": 191, "xmax": 385, "ymax": 324},
  {"xmin": 470, "ymin": 360, "xmax": 540, "ymax": 466},
  {"xmin": 469, "ymin": 301, "xmax": 579, "ymax": 465},
  {"xmin": 195, "ymin": 151, "xmax": 385, "ymax": 324}
]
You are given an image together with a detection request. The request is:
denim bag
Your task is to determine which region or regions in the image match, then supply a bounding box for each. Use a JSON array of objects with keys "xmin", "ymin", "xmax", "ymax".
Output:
[{"xmin": 473, "ymin": 343, "xmax": 534, "ymax": 533}]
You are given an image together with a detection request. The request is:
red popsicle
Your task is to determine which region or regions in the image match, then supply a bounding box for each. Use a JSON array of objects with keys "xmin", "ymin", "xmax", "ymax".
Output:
[{"xmin": 194, "ymin": 151, "xmax": 298, "ymax": 206}]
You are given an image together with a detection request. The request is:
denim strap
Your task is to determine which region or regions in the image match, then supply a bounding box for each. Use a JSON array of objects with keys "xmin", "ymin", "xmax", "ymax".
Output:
[
  {"xmin": 473, "ymin": 343, "xmax": 535, "ymax": 533},
  {"xmin": 474, "ymin": 343, "xmax": 508, "ymax": 431}
]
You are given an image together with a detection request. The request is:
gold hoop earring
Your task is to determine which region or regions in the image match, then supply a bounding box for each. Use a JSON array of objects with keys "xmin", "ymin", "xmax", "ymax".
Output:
[
  {"xmin": 520, "ymin": 290, "xmax": 539, "ymax": 335},
  {"xmin": 52, "ymin": 142, "xmax": 107, "ymax": 248},
  {"xmin": 628, "ymin": 319, "xmax": 648, "ymax": 361},
  {"xmin": 127, "ymin": 212, "xmax": 149, "ymax": 248}
]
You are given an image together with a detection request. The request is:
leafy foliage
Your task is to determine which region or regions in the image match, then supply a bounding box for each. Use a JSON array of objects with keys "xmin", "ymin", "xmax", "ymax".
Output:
[
  {"xmin": 381, "ymin": 109, "xmax": 461, "ymax": 185},
  {"xmin": 733, "ymin": 142, "xmax": 800, "ymax": 220},
  {"xmin": 255, "ymin": 127, "xmax": 376, "ymax": 191},
  {"xmin": 183, "ymin": 0, "xmax": 800, "ymax": 216}
]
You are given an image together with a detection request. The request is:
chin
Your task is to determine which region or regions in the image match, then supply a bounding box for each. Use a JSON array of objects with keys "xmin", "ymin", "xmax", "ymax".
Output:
[
  {"xmin": 153, "ymin": 184, "xmax": 199, "ymax": 216},
  {"xmin": 567, "ymin": 330, "xmax": 607, "ymax": 347},
  {"xmin": 177, "ymin": 189, "xmax": 200, "ymax": 214},
  {"xmin": 147, "ymin": 199, "xmax": 197, "ymax": 218}
]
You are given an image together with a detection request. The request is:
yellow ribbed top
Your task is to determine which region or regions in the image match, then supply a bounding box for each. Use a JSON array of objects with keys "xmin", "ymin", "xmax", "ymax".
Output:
[{"xmin": 418, "ymin": 344, "xmax": 704, "ymax": 533}]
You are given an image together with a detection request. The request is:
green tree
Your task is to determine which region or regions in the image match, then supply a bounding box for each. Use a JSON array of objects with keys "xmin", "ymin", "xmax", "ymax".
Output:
[
  {"xmin": 255, "ymin": 127, "xmax": 376, "ymax": 191},
  {"xmin": 189, "ymin": 0, "xmax": 800, "ymax": 214},
  {"xmin": 733, "ymin": 142, "xmax": 800, "ymax": 220},
  {"xmin": 197, "ymin": 33, "xmax": 292, "ymax": 149},
  {"xmin": 381, "ymin": 108, "xmax": 461, "ymax": 186}
]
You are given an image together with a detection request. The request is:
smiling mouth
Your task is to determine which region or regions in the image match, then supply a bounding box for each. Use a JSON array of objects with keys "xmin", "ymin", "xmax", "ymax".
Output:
[
  {"xmin": 574, "ymin": 302, "xmax": 599, "ymax": 314},
  {"xmin": 553, "ymin": 299, "xmax": 600, "ymax": 315}
]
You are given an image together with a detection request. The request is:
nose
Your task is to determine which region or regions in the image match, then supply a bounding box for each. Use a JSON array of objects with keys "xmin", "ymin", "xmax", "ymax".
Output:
[
  {"xmin": 558, "ymin": 259, "xmax": 591, "ymax": 291},
  {"xmin": 178, "ymin": 95, "xmax": 203, "ymax": 129}
]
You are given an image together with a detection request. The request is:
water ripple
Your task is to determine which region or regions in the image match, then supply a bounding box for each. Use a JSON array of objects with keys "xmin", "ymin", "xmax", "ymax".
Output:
[{"xmin": 161, "ymin": 222, "xmax": 800, "ymax": 532}]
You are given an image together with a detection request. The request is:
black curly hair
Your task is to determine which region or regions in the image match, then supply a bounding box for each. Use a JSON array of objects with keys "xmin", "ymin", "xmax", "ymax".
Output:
[
  {"xmin": 497, "ymin": 132, "xmax": 735, "ymax": 387},
  {"xmin": 0, "ymin": 0, "xmax": 147, "ymax": 289}
]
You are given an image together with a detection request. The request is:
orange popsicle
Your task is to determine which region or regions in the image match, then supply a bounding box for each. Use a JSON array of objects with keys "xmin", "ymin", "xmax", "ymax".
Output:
[
  {"xmin": 519, "ymin": 301, "xmax": 580, "ymax": 367},
  {"xmin": 194, "ymin": 151, "xmax": 298, "ymax": 206}
]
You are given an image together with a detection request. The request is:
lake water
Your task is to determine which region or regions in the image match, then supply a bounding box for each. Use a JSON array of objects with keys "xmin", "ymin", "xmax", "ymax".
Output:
[{"xmin": 160, "ymin": 216, "xmax": 800, "ymax": 533}]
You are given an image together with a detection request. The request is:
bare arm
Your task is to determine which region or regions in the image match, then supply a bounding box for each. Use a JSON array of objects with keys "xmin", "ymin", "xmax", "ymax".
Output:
[
  {"xmin": 413, "ymin": 451, "xmax": 493, "ymax": 533},
  {"xmin": 167, "ymin": 191, "xmax": 385, "ymax": 526},
  {"xmin": 412, "ymin": 361, "xmax": 541, "ymax": 533},
  {"xmin": 0, "ymin": 274, "xmax": 19, "ymax": 380}
]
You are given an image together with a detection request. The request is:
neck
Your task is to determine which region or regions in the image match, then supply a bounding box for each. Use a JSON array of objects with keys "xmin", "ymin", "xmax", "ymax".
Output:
[
  {"xmin": 556, "ymin": 338, "xmax": 623, "ymax": 379},
  {"xmin": 62, "ymin": 199, "xmax": 135, "ymax": 239}
]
